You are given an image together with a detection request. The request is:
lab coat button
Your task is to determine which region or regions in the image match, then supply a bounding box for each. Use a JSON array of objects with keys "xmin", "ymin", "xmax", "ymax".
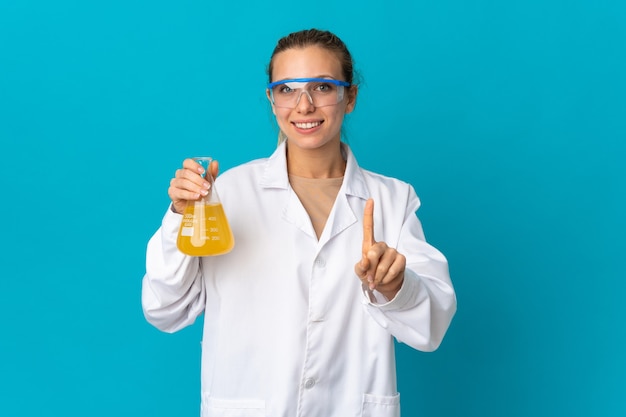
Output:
[
  {"xmin": 304, "ymin": 378, "xmax": 316, "ymax": 389},
  {"xmin": 315, "ymin": 258, "xmax": 326, "ymax": 267}
]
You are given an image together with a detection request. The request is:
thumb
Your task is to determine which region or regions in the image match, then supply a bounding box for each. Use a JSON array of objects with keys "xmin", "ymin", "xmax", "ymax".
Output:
[
  {"xmin": 210, "ymin": 160, "xmax": 220, "ymax": 179},
  {"xmin": 358, "ymin": 254, "xmax": 370, "ymax": 272},
  {"xmin": 354, "ymin": 254, "xmax": 371, "ymax": 282}
]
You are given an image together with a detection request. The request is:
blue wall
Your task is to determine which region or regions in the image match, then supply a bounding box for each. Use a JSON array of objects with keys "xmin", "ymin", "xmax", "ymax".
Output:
[{"xmin": 1, "ymin": 0, "xmax": 624, "ymax": 416}]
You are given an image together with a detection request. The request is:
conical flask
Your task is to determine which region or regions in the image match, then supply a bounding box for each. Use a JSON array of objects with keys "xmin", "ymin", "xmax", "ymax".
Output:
[{"xmin": 176, "ymin": 157, "xmax": 235, "ymax": 256}]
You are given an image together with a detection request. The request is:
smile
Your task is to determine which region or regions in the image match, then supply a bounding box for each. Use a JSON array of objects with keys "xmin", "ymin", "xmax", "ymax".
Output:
[{"xmin": 293, "ymin": 121, "xmax": 322, "ymax": 129}]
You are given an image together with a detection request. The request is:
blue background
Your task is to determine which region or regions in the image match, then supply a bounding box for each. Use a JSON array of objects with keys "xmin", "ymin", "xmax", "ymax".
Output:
[{"xmin": 1, "ymin": 0, "xmax": 625, "ymax": 416}]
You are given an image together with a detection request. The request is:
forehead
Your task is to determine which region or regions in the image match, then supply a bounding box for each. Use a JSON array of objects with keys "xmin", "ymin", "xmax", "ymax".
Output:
[{"xmin": 271, "ymin": 45, "xmax": 344, "ymax": 81}]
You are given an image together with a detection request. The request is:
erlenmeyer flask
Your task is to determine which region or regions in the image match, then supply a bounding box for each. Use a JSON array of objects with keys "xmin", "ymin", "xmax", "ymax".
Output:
[{"xmin": 176, "ymin": 157, "xmax": 235, "ymax": 256}]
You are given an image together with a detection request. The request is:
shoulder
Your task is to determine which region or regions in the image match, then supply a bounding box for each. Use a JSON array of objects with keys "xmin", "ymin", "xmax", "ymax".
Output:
[
  {"xmin": 216, "ymin": 157, "xmax": 268, "ymax": 184},
  {"xmin": 360, "ymin": 168, "xmax": 410, "ymax": 188},
  {"xmin": 357, "ymin": 168, "xmax": 421, "ymax": 213},
  {"xmin": 361, "ymin": 168, "xmax": 415, "ymax": 195},
  {"xmin": 344, "ymin": 144, "xmax": 415, "ymax": 198}
]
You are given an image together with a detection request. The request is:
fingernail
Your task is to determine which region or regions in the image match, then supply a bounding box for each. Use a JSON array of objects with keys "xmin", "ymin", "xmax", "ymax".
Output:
[
  {"xmin": 200, "ymin": 189, "xmax": 208, "ymax": 196},
  {"xmin": 203, "ymin": 182, "xmax": 210, "ymax": 189}
]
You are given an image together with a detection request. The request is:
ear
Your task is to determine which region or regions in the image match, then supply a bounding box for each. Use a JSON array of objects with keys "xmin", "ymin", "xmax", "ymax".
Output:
[
  {"xmin": 266, "ymin": 89, "xmax": 276, "ymax": 115},
  {"xmin": 344, "ymin": 85, "xmax": 358, "ymax": 114}
]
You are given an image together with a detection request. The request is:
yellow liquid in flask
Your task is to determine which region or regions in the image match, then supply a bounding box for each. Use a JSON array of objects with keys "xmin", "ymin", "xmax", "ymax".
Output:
[{"xmin": 177, "ymin": 202, "xmax": 235, "ymax": 256}]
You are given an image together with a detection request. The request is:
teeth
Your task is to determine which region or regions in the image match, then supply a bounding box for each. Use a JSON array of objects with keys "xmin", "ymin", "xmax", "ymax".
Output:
[{"xmin": 295, "ymin": 121, "xmax": 321, "ymax": 129}]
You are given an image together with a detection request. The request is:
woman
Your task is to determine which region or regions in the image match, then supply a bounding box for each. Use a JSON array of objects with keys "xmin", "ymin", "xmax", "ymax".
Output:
[{"xmin": 142, "ymin": 28, "xmax": 456, "ymax": 417}]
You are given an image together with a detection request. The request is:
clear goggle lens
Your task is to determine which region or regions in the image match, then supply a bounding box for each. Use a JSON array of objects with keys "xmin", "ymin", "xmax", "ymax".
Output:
[{"xmin": 268, "ymin": 78, "xmax": 351, "ymax": 108}]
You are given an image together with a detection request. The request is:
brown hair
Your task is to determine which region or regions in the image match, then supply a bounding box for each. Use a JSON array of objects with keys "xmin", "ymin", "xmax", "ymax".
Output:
[{"xmin": 267, "ymin": 28, "xmax": 357, "ymax": 85}]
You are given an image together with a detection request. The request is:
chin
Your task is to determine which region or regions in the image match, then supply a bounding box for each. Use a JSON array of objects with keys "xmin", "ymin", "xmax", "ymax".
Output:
[{"xmin": 287, "ymin": 133, "xmax": 340, "ymax": 148}]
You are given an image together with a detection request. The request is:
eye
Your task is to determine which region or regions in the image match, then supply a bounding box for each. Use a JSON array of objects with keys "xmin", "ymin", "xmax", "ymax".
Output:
[
  {"xmin": 277, "ymin": 85, "xmax": 294, "ymax": 94},
  {"xmin": 313, "ymin": 82, "xmax": 336, "ymax": 93}
]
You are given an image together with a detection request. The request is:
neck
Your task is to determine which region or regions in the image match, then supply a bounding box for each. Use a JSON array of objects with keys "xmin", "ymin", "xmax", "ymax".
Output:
[{"xmin": 286, "ymin": 142, "xmax": 346, "ymax": 179}]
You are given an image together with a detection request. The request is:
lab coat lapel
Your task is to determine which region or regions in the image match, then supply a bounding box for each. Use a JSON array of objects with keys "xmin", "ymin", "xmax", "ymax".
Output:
[
  {"xmin": 318, "ymin": 193, "xmax": 356, "ymax": 246},
  {"xmin": 259, "ymin": 142, "xmax": 317, "ymax": 239},
  {"xmin": 284, "ymin": 189, "xmax": 317, "ymax": 239},
  {"xmin": 318, "ymin": 144, "xmax": 370, "ymax": 246}
]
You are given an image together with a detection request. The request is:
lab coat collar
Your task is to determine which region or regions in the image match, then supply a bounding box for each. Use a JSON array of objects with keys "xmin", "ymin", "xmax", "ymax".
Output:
[{"xmin": 259, "ymin": 141, "xmax": 370, "ymax": 201}]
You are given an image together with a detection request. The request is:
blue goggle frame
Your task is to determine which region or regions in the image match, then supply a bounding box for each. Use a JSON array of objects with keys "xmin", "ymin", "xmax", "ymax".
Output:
[{"xmin": 267, "ymin": 77, "xmax": 351, "ymax": 89}]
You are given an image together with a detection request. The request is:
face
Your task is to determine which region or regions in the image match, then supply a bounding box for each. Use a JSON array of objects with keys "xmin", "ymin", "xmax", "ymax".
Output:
[{"xmin": 267, "ymin": 45, "xmax": 357, "ymax": 151}]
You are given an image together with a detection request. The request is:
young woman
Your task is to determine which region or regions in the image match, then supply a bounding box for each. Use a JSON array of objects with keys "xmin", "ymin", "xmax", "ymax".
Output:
[{"xmin": 142, "ymin": 28, "xmax": 456, "ymax": 417}]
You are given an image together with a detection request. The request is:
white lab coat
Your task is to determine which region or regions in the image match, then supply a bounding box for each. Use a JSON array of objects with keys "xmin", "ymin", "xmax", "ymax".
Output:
[{"xmin": 142, "ymin": 142, "xmax": 456, "ymax": 417}]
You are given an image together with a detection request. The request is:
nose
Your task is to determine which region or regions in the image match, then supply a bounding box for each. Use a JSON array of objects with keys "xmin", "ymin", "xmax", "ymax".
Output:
[{"xmin": 295, "ymin": 90, "xmax": 315, "ymax": 113}]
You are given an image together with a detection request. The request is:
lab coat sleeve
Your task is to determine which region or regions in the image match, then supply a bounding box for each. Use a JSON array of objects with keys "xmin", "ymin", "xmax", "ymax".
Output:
[
  {"xmin": 363, "ymin": 186, "xmax": 457, "ymax": 352},
  {"xmin": 141, "ymin": 207, "xmax": 206, "ymax": 333}
]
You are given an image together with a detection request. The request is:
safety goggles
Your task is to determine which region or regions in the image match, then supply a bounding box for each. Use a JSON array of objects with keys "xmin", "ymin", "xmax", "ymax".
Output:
[{"xmin": 267, "ymin": 78, "xmax": 351, "ymax": 108}]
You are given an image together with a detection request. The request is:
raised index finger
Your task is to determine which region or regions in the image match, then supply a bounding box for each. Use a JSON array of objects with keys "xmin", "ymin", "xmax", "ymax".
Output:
[{"xmin": 362, "ymin": 198, "xmax": 375, "ymax": 253}]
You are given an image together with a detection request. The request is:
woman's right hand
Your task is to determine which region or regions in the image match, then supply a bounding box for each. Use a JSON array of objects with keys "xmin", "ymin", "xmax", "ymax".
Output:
[{"xmin": 168, "ymin": 158, "xmax": 220, "ymax": 214}]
